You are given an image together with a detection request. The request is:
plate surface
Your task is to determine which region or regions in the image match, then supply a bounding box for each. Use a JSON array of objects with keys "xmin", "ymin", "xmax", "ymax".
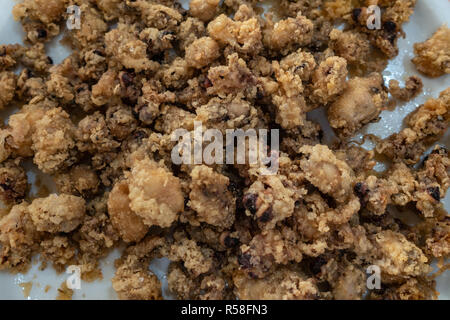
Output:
[{"xmin": 0, "ymin": 0, "xmax": 448, "ymax": 300}]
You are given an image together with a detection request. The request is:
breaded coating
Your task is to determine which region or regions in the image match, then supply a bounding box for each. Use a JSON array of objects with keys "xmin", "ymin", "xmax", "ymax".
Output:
[
  {"xmin": 371, "ymin": 230, "xmax": 431, "ymax": 281},
  {"xmin": 299, "ymin": 144, "xmax": 354, "ymax": 203},
  {"xmin": 32, "ymin": 107, "xmax": 77, "ymax": 174},
  {"xmin": 112, "ymin": 255, "xmax": 162, "ymax": 300},
  {"xmin": 311, "ymin": 56, "xmax": 348, "ymax": 105},
  {"xmin": 0, "ymin": 203, "xmax": 40, "ymax": 272},
  {"xmin": 208, "ymin": 13, "xmax": 262, "ymax": 55},
  {"xmin": 0, "ymin": 160, "xmax": 29, "ymax": 205},
  {"xmin": 389, "ymin": 76, "xmax": 423, "ymax": 101},
  {"xmin": 128, "ymin": 158, "xmax": 184, "ymax": 228},
  {"xmin": 189, "ymin": 0, "xmax": 220, "ymax": 22},
  {"xmin": 264, "ymin": 13, "xmax": 314, "ymax": 55},
  {"xmin": 188, "ymin": 165, "xmax": 236, "ymax": 229},
  {"xmin": 412, "ymin": 25, "xmax": 450, "ymax": 78},
  {"xmin": 377, "ymin": 88, "xmax": 449, "ymax": 164},
  {"xmin": 0, "ymin": 71, "xmax": 16, "ymax": 109},
  {"xmin": 233, "ymin": 267, "xmax": 318, "ymax": 300},
  {"xmin": 108, "ymin": 180, "xmax": 148, "ymax": 243},
  {"xmin": 28, "ymin": 194, "xmax": 86, "ymax": 233},
  {"xmin": 328, "ymin": 73, "xmax": 388, "ymax": 138},
  {"xmin": 185, "ymin": 37, "xmax": 221, "ymax": 69}
]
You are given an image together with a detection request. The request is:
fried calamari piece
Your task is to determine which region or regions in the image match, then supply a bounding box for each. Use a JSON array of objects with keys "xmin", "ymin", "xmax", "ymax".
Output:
[
  {"xmin": 388, "ymin": 76, "xmax": 423, "ymax": 101},
  {"xmin": 371, "ymin": 230, "xmax": 431, "ymax": 282},
  {"xmin": 328, "ymin": 73, "xmax": 388, "ymax": 138},
  {"xmin": 311, "ymin": 56, "xmax": 348, "ymax": 105},
  {"xmin": 238, "ymin": 228, "xmax": 303, "ymax": 278},
  {"xmin": 185, "ymin": 37, "xmax": 221, "ymax": 69},
  {"xmin": 31, "ymin": 107, "xmax": 77, "ymax": 174},
  {"xmin": 412, "ymin": 25, "xmax": 450, "ymax": 78},
  {"xmin": 300, "ymin": 144, "xmax": 355, "ymax": 203},
  {"xmin": 233, "ymin": 267, "xmax": 318, "ymax": 300},
  {"xmin": 208, "ymin": 13, "xmax": 262, "ymax": 55},
  {"xmin": 105, "ymin": 23, "xmax": 159, "ymax": 72},
  {"xmin": 28, "ymin": 194, "xmax": 85, "ymax": 233},
  {"xmin": 0, "ymin": 203, "xmax": 41, "ymax": 272},
  {"xmin": 188, "ymin": 165, "xmax": 236, "ymax": 229},
  {"xmin": 107, "ymin": 180, "xmax": 147, "ymax": 243},
  {"xmin": 242, "ymin": 174, "xmax": 296, "ymax": 230},
  {"xmin": 112, "ymin": 255, "xmax": 162, "ymax": 300},
  {"xmin": 263, "ymin": 12, "xmax": 313, "ymax": 55},
  {"xmin": 0, "ymin": 160, "xmax": 28, "ymax": 205},
  {"xmin": 128, "ymin": 158, "xmax": 184, "ymax": 228},
  {"xmin": 0, "ymin": 71, "xmax": 17, "ymax": 109},
  {"xmin": 376, "ymin": 88, "xmax": 449, "ymax": 164},
  {"xmin": 189, "ymin": 0, "xmax": 220, "ymax": 22}
]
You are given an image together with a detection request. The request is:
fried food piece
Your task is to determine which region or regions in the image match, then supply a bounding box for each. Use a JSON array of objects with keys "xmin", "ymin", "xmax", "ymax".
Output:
[
  {"xmin": 412, "ymin": 25, "xmax": 450, "ymax": 78},
  {"xmin": 208, "ymin": 13, "xmax": 262, "ymax": 55},
  {"xmin": 108, "ymin": 180, "xmax": 147, "ymax": 243},
  {"xmin": 189, "ymin": 0, "xmax": 220, "ymax": 22},
  {"xmin": 188, "ymin": 165, "xmax": 236, "ymax": 229},
  {"xmin": 32, "ymin": 107, "xmax": 77, "ymax": 174},
  {"xmin": 371, "ymin": 230, "xmax": 431, "ymax": 281},
  {"xmin": 112, "ymin": 255, "xmax": 162, "ymax": 300},
  {"xmin": 0, "ymin": 203, "xmax": 40, "ymax": 272},
  {"xmin": 328, "ymin": 73, "xmax": 388, "ymax": 138},
  {"xmin": 376, "ymin": 88, "xmax": 449, "ymax": 164},
  {"xmin": 242, "ymin": 174, "xmax": 296, "ymax": 230},
  {"xmin": 299, "ymin": 144, "xmax": 354, "ymax": 203},
  {"xmin": 0, "ymin": 71, "xmax": 17, "ymax": 109},
  {"xmin": 233, "ymin": 267, "xmax": 318, "ymax": 300},
  {"xmin": 311, "ymin": 56, "xmax": 348, "ymax": 104},
  {"xmin": 264, "ymin": 13, "xmax": 314, "ymax": 55},
  {"xmin": 185, "ymin": 37, "xmax": 221, "ymax": 69},
  {"xmin": 389, "ymin": 76, "xmax": 423, "ymax": 101},
  {"xmin": 128, "ymin": 158, "xmax": 184, "ymax": 228},
  {"xmin": 28, "ymin": 194, "xmax": 86, "ymax": 233},
  {"xmin": 0, "ymin": 160, "xmax": 28, "ymax": 205}
]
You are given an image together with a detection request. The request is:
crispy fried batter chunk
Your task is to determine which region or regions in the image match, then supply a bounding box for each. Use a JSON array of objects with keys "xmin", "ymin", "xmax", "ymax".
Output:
[
  {"xmin": 189, "ymin": 0, "xmax": 220, "ymax": 22},
  {"xmin": 371, "ymin": 230, "xmax": 431, "ymax": 281},
  {"xmin": 0, "ymin": 71, "xmax": 17, "ymax": 109},
  {"xmin": 328, "ymin": 73, "xmax": 388, "ymax": 138},
  {"xmin": 388, "ymin": 76, "xmax": 423, "ymax": 101},
  {"xmin": 412, "ymin": 25, "xmax": 450, "ymax": 78},
  {"xmin": 112, "ymin": 255, "xmax": 162, "ymax": 300},
  {"xmin": 28, "ymin": 194, "xmax": 86, "ymax": 233},
  {"xmin": 311, "ymin": 56, "xmax": 348, "ymax": 104},
  {"xmin": 300, "ymin": 144, "xmax": 354, "ymax": 203},
  {"xmin": 376, "ymin": 88, "xmax": 449, "ymax": 164},
  {"xmin": 108, "ymin": 180, "xmax": 147, "ymax": 243},
  {"xmin": 105, "ymin": 23, "xmax": 158, "ymax": 72},
  {"xmin": 243, "ymin": 174, "xmax": 296, "ymax": 230},
  {"xmin": 264, "ymin": 13, "xmax": 314, "ymax": 55},
  {"xmin": 233, "ymin": 267, "xmax": 318, "ymax": 300},
  {"xmin": 188, "ymin": 165, "xmax": 236, "ymax": 229},
  {"xmin": 128, "ymin": 158, "xmax": 184, "ymax": 228},
  {"xmin": 0, "ymin": 160, "xmax": 28, "ymax": 205},
  {"xmin": 185, "ymin": 37, "xmax": 221, "ymax": 69},
  {"xmin": 32, "ymin": 107, "xmax": 77, "ymax": 174},
  {"xmin": 0, "ymin": 203, "xmax": 40, "ymax": 272},
  {"xmin": 208, "ymin": 13, "xmax": 262, "ymax": 55}
]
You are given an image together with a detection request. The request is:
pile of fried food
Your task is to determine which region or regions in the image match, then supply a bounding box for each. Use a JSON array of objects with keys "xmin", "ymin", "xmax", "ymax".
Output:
[{"xmin": 0, "ymin": 0, "xmax": 449, "ymax": 300}]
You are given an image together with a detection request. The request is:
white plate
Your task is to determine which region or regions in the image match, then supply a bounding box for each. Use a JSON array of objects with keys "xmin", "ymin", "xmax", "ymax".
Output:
[{"xmin": 0, "ymin": 0, "xmax": 448, "ymax": 300}]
